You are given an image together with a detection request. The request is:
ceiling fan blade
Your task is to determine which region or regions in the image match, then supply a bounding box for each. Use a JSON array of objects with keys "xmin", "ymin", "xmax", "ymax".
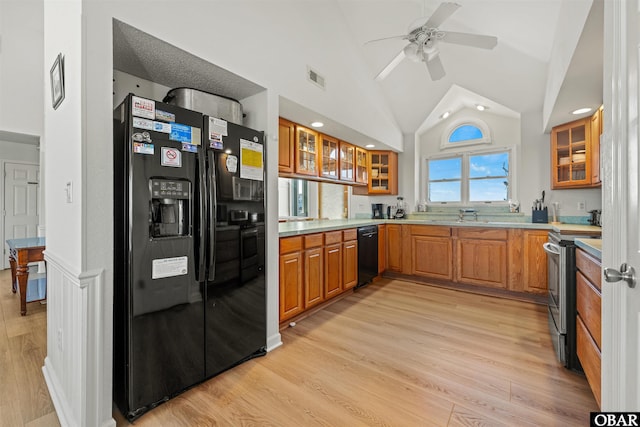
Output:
[
  {"xmin": 425, "ymin": 54, "xmax": 446, "ymax": 81},
  {"xmin": 365, "ymin": 35, "xmax": 407, "ymax": 45},
  {"xmin": 424, "ymin": 2, "xmax": 461, "ymax": 28},
  {"xmin": 441, "ymin": 31, "xmax": 498, "ymax": 49},
  {"xmin": 375, "ymin": 48, "xmax": 406, "ymax": 81}
]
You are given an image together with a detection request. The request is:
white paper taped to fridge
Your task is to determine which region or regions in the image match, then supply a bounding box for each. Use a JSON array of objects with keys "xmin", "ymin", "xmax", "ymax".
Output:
[
  {"xmin": 240, "ymin": 139, "xmax": 263, "ymax": 181},
  {"xmin": 152, "ymin": 256, "xmax": 188, "ymax": 279}
]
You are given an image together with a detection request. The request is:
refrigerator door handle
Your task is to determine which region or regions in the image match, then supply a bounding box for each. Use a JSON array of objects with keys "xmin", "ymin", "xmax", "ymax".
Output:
[
  {"xmin": 207, "ymin": 150, "xmax": 217, "ymax": 282},
  {"xmin": 197, "ymin": 148, "xmax": 207, "ymax": 282}
]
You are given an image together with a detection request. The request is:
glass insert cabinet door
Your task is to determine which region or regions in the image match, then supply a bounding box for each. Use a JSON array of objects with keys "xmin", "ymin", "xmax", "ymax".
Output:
[
  {"xmin": 295, "ymin": 126, "xmax": 318, "ymax": 176},
  {"xmin": 369, "ymin": 151, "xmax": 390, "ymax": 191},
  {"xmin": 340, "ymin": 142, "xmax": 355, "ymax": 181},
  {"xmin": 355, "ymin": 147, "xmax": 368, "ymax": 183},
  {"xmin": 552, "ymin": 118, "xmax": 590, "ymax": 188},
  {"xmin": 320, "ymin": 134, "xmax": 339, "ymax": 179}
]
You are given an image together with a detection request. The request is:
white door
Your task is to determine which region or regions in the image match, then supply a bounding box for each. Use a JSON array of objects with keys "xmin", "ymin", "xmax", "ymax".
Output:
[
  {"xmin": 3, "ymin": 162, "xmax": 40, "ymax": 268},
  {"xmin": 601, "ymin": 0, "xmax": 640, "ymax": 410}
]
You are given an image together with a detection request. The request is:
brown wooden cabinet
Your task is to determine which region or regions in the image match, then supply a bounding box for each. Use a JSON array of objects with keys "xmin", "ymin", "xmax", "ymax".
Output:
[
  {"xmin": 378, "ymin": 224, "xmax": 386, "ymax": 274},
  {"xmin": 386, "ymin": 224, "xmax": 403, "ymax": 272},
  {"xmin": 551, "ymin": 108, "xmax": 603, "ymax": 189},
  {"xmin": 355, "ymin": 147, "xmax": 368, "ymax": 184},
  {"xmin": 522, "ymin": 230, "xmax": 549, "ymax": 294},
  {"xmin": 411, "ymin": 226, "xmax": 453, "ymax": 280},
  {"xmin": 304, "ymin": 234, "xmax": 324, "ymax": 309},
  {"xmin": 339, "ymin": 141, "xmax": 355, "ymax": 182},
  {"xmin": 576, "ymin": 247, "xmax": 602, "ymax": 408},
  {"xmin": 454, "ymin": 228, "xmax": 508, "ymax": 289},
  {"xmin": 295, "ymin": 125, "xmax": 319, "ymax": 176},
  {"xmin": 279, "ymin": 236, "xmax": 304, "ymax": 321},
  {"xmin": 368, "ymin": 151, "xmax": 398, "ymax": 195},
  {"xmin": 590, "ymin": 106, "xmax": 603, "ymax": 186},
  {"xmin": 324, "ymin": 231, "xmax": 343, "ymax": 298},
  {"xmin": 342, "ymin": 229, "xmax": 358, "ymax": 290},
  {"xmin": 278, "ymin": 118, "xmax": 296, "ymax": 174},
  {"xmin": 320, "ymin": 134, "xmax": 339, "ymax": 179}
]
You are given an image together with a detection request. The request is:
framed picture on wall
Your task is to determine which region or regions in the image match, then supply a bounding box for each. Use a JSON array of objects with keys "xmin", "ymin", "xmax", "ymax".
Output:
[{"xmin": 50, "ymin": 53, "xmax": 65, "ymax": 110}]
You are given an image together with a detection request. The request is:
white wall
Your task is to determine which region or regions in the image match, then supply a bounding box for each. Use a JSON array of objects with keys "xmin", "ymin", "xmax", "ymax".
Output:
[
  {"xmin": 0, "ymin": 140, "xmax": 39, "ymax": 163},
  {"xmin": 417, "ymin": 107, "xmax": 520, "ymax": 205},
  {"xmin": 542, "ymin": 0, "xmax": 593, "ymax": 130},
  {"xmin": 0, "ymin": 0, "xmax": 44, "ymax": 136},
  {"xmin": 520, "ymin": 111, "xmax": 601, "ymax": 217}
]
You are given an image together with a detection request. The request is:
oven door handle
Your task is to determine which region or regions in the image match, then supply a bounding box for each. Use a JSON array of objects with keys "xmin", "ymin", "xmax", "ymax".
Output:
[{"xmin": 543, "ymin": 242, "xmax": 561, "ymax": 256}]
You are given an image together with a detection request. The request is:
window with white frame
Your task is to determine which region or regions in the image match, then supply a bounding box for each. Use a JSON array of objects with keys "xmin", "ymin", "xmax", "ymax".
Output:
[
  {"xmin": 427, "ymin": 149, "xmax": 511, "ymax": 204},
  {"xmin": 440, "ymin": 119, "xmax": 491, "ymax": 149}
]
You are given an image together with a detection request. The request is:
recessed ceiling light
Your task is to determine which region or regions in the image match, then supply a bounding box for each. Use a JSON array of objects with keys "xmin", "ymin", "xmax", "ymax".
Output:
[
  {"xmin": 572, "ymin": 107, "xmax": 592, "ymax": 115},
  {"xmin": 365, "ymin": 144, "xmax": 375, "ymax": 148},
  {"xmin": 311, "ymin": 121, "xmax": 324, "ymax": 128},
  {"xmin": 476, "ymin": 104, "xmax": 486, "ymax": 111},
  {"xmin": 440, "ymin": 111, "xmax": 450, "ymax": 119},
  {"xmin": 225, "ymin": 149, "xmax": 232, "ymax": 154}
]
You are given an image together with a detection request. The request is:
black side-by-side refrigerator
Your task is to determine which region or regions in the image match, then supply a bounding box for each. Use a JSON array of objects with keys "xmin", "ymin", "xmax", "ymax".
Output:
[{"xmin": 113, "ymin": 94, "xmax": 266, "ymax": 421}]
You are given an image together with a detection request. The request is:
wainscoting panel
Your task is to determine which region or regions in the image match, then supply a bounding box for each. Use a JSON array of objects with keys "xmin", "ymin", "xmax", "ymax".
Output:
[{"xmin": 42, "ymin": 251, "xmax": 115, "ymax": 427}]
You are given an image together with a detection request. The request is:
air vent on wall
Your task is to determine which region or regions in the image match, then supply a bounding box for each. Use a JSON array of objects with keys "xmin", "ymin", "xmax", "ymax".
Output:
[{"xmin": 307, "ymin": 67, "xmax": 326, "ymax": 90}]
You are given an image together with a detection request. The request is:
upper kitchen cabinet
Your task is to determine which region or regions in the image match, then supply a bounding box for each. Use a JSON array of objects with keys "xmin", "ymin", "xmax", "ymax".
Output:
[
  {"xmin": 295, "ymin": 125, "xmax": 319, "ymax": 176},
  {"xmin": 339, "ymin": 141, "xmax": 355, "ymax": 182},
  {"xmin": 319, "ymin": 134, "xmax": 339, "ymax": 180},
  {"xmin": 355, "ymin": 147, "xmax": 368, "ymax": 184},
  {"xmin": 278, "ymin": 118, "xmax": 296, "ymax": 174},
  {"xmin": 368, "ymin": 151, "xmax": 398, "ymax": 195},
  {"xmin": 551, "ymin": 108, "xmax": 602, "ymax": 189}
]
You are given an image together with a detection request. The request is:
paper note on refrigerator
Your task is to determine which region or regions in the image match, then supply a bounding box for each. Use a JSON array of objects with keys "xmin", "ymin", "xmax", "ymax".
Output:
[{"xmin": 239, "ymin": 139, "xmax": 263, "ymax": 181}]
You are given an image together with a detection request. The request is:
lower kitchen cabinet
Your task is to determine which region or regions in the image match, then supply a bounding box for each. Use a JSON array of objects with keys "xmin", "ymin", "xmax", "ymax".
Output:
[
  {"xmin": 411, "ymin": 226, "xmax": 453, "ymax": 280},
  {"xmin": 522, "ymin": 230, "xmax": 549, "ymax": 293},
  {"xmin": 386, "ymin": 224, "xmax": 403, "ymax": 272},
  {"xmin": 304, "ymin": 233, "xmax": 324, "ymax": 309},
  {"xmin": 378, "ymin": 224, "xmax": 386, "ymax": 274},
  {"xmin": 342, "ymin": 230, "xmax": 358, "ymax": 290},
  {"xmin": 576, "ymin": 247, "xmax": 602, "ymax": 408},
  {"xmin": 324, "ymin": 243, "xmax": 343, "ymax": 298},
  {"xmin": 455, "ymin": 228, "xmax": 508, "ymax": 288},
  {"xmin": 279, "ymin": 236, "xmax": 304, "ymax": 321}
]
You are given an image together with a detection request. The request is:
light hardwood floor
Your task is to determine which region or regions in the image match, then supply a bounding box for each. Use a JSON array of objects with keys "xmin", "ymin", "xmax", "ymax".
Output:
[
  {"xmin": 1, "ymin": 269, "xmax": 597, "ymax": 426},
  {"xmin": 0, "ymin": 269, "xmax": 59, "ymax": 427}
]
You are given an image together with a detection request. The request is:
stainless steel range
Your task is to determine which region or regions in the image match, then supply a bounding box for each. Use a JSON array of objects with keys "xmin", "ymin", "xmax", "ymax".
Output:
[{"xmin": 543, "ymin": 228, "xmax": 601, "ymax": 370}]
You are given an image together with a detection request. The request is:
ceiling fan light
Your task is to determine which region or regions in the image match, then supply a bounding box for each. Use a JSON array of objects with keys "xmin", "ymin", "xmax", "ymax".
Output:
[{"xmin": 404, "ymin": 43, "xmax": 422, "ymax": 62}]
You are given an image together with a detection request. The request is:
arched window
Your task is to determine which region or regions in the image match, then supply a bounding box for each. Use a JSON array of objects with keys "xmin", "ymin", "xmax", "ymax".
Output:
[{"xmin": 441, "ymin": 119, "xmax": 491, "ymax": 148}]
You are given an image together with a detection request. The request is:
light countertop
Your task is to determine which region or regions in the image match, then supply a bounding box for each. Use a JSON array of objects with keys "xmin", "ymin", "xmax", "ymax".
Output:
[
  {"xmin": 279, "ymin": 218, "xmax": 558, "ymax": 237},
  {"xmin": 575, "ymin": 238, "xmax": 602, "ymax": 260}
]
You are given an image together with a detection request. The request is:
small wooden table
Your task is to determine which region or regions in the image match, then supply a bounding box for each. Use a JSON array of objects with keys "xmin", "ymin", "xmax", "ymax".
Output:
[{"xmin": 7, "ymin": 237, "xmax": 46, "ymax": 316}]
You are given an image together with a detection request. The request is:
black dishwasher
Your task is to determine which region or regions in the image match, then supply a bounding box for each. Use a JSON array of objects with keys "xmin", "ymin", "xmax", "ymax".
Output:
[{"xmin": 357, "ymin": 225, "xmax": 378, "ymax": 288}]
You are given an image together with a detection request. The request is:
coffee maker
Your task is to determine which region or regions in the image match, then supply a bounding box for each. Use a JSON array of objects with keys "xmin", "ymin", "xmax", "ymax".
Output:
[{"xmin": 372, "ymin": 203, "xmax": 384, "ymax": 219}]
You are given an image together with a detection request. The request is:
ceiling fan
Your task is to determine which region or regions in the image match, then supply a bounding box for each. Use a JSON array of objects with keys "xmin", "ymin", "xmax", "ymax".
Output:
[{"xmin": 367, "ymin": 2, "xmax": 498, "ymax": 81}]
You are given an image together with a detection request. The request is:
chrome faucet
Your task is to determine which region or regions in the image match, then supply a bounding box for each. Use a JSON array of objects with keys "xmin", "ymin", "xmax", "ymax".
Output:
[{"xmin": 458, "ymin": 208, "xmax": 478, "ymax": 222}]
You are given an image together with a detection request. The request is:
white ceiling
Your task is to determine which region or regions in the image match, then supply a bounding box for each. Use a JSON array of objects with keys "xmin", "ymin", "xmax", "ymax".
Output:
[
  {"xmin": 337, "ymin": 0, "xmax": 602, "ymax": 135},
  {"xmin": 113, "ymin": 0, "xmax": 603, "ymax": 147}
]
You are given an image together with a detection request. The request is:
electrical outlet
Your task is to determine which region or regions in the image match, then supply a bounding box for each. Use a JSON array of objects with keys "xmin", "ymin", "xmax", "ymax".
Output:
[
  {"xmin": 65, "ymin": 181, "xmax": 73, "ymax": 203},
  {"xmin": 57, "ymin": 328, "xmax": 63, "ymax": 352},
  {"xmin": 577, "ymin": 200, "xmax": 586, "ymax": 211}
]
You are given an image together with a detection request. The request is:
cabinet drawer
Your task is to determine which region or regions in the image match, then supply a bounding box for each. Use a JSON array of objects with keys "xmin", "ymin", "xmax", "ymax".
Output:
[
  {"xmin": 456, "ymin": 227, "xmax": 508, "ymax": 240},
  {"xmin": 577, "ymin": 271, "xmax": 602, "ymax": 349},
  {"xmin": 576, "ymin": 249, "xmax": 602, "ymax": 290},
  {"xmin": 577, "ymin": 316, "xmax": 602, "ymax": 408},
  {"xmin": 324, "ymin": 231, "xmax": 343, "ymax": 245},
  {"xmin": 304, "ymin": 233, "xmax": 323, "ymax": 249},
  {"xmin": 280, "ymin": 236, "xmax": 303, "ymax": 254},
  {"xmin": 343, "ymin": 228, "xmax": 357, "ymax": 241},
  {"xmin": 410, "ymin": 225, "xmax": 451, "ymax": 237}
]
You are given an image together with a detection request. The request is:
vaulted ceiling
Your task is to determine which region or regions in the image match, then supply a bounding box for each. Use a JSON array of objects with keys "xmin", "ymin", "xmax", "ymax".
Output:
[{"xmin": 336, "ymin": 0, "xmax": 603, "ymax": 135}]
